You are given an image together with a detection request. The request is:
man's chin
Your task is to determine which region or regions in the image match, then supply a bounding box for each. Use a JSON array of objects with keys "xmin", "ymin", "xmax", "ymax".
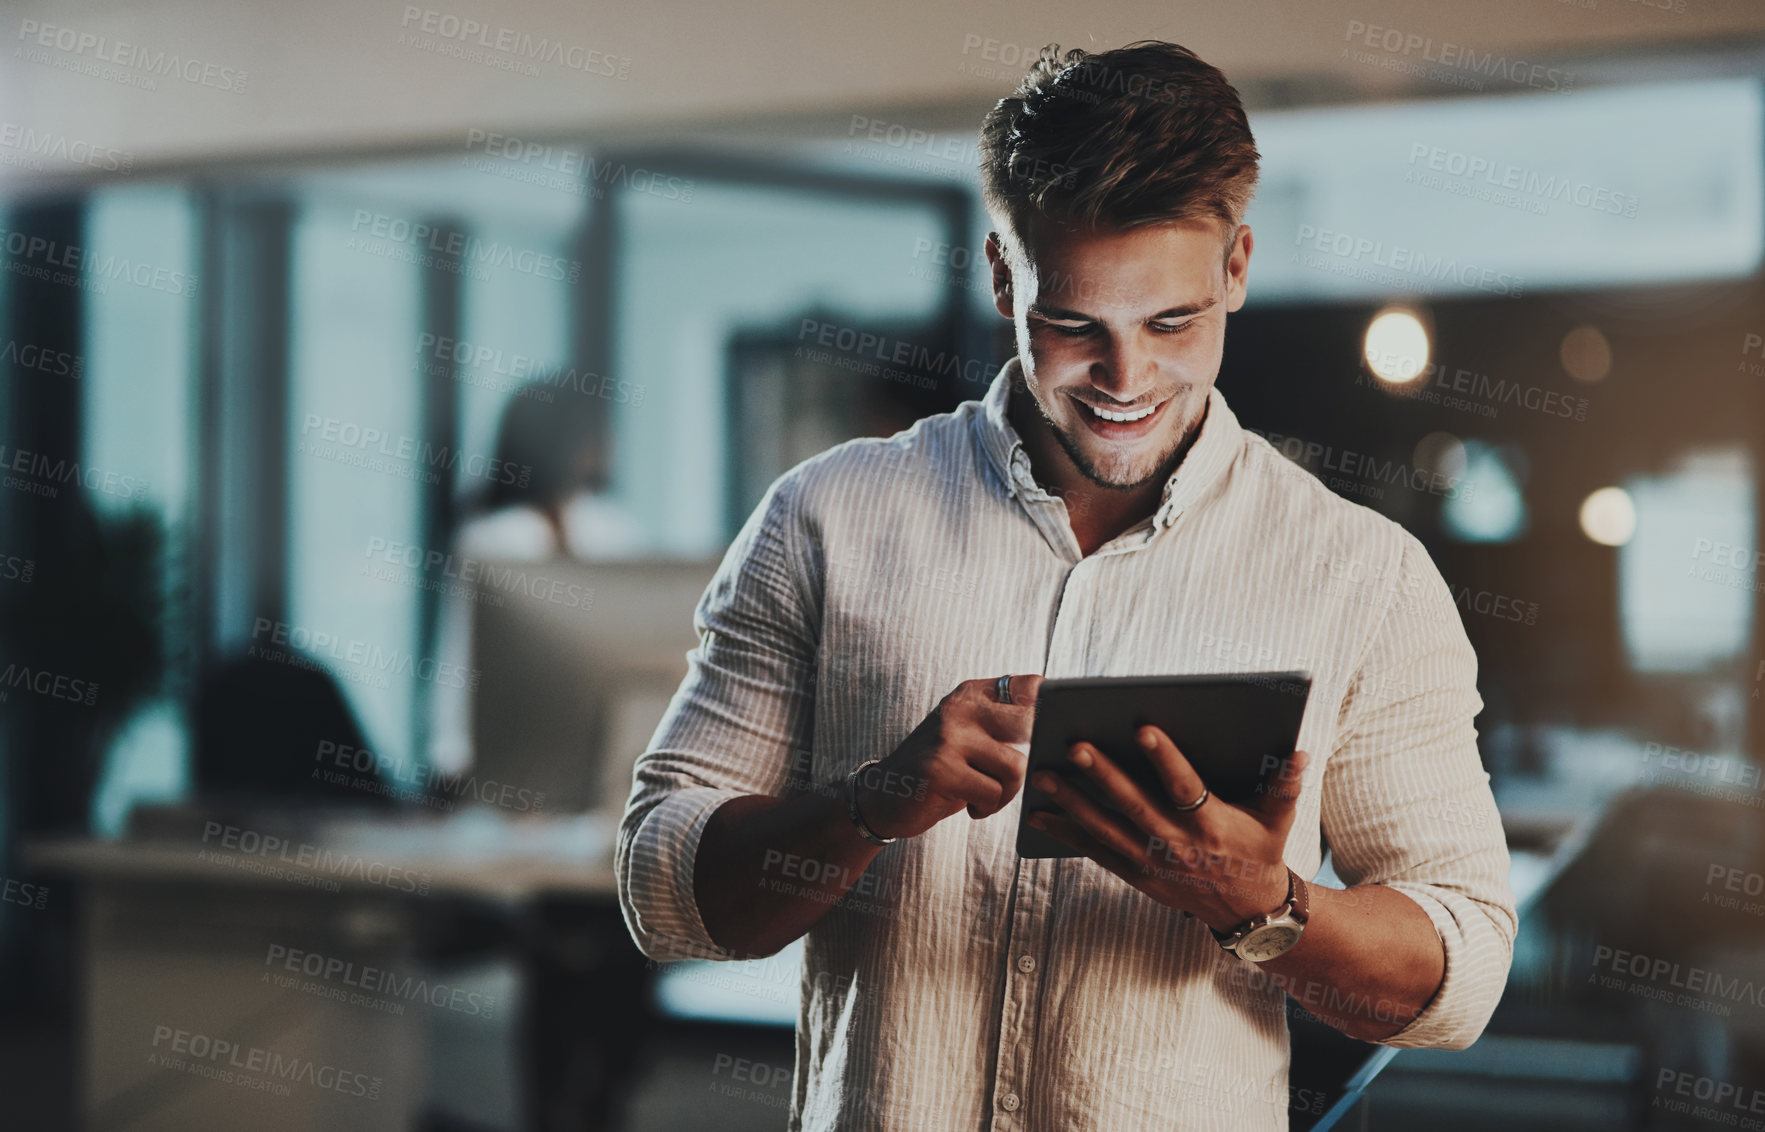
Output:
[
  {"xmin": 1076, "ymin": 462, "xmax": 1168, "ymax": 492},
  {"xmin": 1054, "ymin": 432, "xmax": 1176, "ymax": 492}
]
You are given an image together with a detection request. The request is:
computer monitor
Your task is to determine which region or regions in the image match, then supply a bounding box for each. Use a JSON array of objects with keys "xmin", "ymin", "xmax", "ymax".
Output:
[{"xmin": 467, "ymin": 557, "xmax": 720, "ymax": 816}]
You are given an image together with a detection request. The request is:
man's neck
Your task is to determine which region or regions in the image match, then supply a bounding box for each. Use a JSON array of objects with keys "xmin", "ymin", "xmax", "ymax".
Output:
[{"xmin": 1005, "ymin": 381, "xmax": 1207, "ymax": 557}]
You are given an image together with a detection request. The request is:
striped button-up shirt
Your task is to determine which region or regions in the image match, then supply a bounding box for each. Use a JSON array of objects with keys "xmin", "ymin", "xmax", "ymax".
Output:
[{"xmin": 617, "ymin": 358, "xmax": 1517, "ymax": 1131}]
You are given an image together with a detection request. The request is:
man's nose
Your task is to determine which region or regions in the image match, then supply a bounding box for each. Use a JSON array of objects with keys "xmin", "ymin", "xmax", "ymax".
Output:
[{"xmin": 1089, "ymin": 334, "xmax": 1157, "ymax": 401}]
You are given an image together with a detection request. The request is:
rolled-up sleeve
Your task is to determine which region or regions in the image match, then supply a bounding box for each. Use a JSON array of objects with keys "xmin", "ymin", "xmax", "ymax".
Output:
[
  {"xmin": 615, "ymin": 468, "xmax": 822, "ymax": 962},
  {"xmin": 1320, "ymin": 531, "xmax": 1518, "ymax": 1051}
]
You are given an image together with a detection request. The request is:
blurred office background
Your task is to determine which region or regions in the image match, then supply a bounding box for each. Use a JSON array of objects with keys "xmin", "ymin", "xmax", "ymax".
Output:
[{"xmin": 2, "ymin": 1, "xmax": 1765, "ymax": 1129}]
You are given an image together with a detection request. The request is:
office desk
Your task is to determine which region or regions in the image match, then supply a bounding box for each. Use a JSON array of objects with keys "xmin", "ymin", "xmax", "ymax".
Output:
[{"xmin": 27, "ymin": 810, "xmax": 638, "ymax": 1132}]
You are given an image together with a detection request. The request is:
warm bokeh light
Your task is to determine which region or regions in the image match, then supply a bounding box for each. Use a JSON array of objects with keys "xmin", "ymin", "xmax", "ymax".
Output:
[
  {"xmin": 1580, "ymin": 486, "xmax": 1637, "ymax": 546},
  {"xmin": 1363, "ymin": 307, "xmax": 1431, "ymax": 384},
  {"xmin": 1560, "ymin": 325, "xmax": 1613, "ymax": 383}
]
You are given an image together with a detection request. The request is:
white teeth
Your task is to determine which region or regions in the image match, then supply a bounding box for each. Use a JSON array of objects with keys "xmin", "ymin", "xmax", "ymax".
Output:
[{"xmin": 1086, "ymin": 400, "xmax": 1158, "ymax": 422}]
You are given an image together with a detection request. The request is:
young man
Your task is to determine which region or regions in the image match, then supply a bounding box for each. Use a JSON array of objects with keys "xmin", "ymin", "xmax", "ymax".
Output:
[{"xmin": 618, "ymin": 40, "xmax": 1516, "ymax": 1131}]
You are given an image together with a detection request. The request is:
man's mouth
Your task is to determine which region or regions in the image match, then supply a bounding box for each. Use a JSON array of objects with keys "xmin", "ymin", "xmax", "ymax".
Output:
[
  {"xmin": 1083, "ymin": 401, "xmax": 1159, "ymax": 423},
  {"xmin": 1071, "ymin": 393, "xmax": 1172, "ymax": 438}
]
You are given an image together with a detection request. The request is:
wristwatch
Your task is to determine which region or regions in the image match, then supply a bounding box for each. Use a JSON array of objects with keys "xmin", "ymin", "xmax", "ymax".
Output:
[{"xmin": 1210, "ymin": 867, "xmax": 1309, "ymax": 962}]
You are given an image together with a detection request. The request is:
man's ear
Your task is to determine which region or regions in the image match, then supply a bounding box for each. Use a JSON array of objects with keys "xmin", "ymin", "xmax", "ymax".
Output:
[
  {"xmin": 984, "ymin": 232, "xmax": 1015, "ymax": 320},
  {"xmin": 1224, "ymin": 224, "xmax": 1253, "ymax": 313}
]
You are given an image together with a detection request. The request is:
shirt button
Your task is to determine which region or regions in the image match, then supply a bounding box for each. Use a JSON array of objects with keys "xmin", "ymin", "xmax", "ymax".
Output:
[
  {"xmin": 1000, "ymin": 1093, "xmax": 1021, "ymax": 1112},
  {"xmin": 1016, "ymin": 954, "xmax": 1036, "ymax": 973}
]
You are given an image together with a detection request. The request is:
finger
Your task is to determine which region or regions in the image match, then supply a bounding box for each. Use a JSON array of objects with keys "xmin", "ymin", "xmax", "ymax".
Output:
[
  {"xmin": 963, "ymin": 735, "xmax": 1029, "ymax": 790},
  {"xmin": 1136, "ymin": 726, "xmax": 1207, "ymax": 815},
  {"xmin": 1030, "ymin": 767, "xmax": 1149, "ymax": 865},
  {"xmin": 963, "ymin": 739, "xmax": 1029, "ymax": 816},
  {"xmin": 943, "ymin": 763, "xmax": 1008, "ymax": 819},
  {"xmin": 1249, "ymin": 748, "xmax": 1308, "ymax": 824},
  {"xmin": 1004, "ymin": 673, "xmax": 1045, "ymax": 711},
  {"xmin": 1065, "ymin": 740, "xmax": 1181, "ymax": 844},
  {"xmin": 970, "ymin": 698, "xmax": 1037, "ymax": 745},
  {"xmin": 957, "ymin": 674, "xmax": 1039, "ymax": 711},
  {"xmin": 970, "ymin": 673, "xmax": 1046, "ymax": 742}
]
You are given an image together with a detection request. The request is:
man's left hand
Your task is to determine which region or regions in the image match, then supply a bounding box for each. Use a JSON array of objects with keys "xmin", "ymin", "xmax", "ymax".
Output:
[{"xmin": 1025, "ymin": 727, "xmax": 1307, "ymax": 933}]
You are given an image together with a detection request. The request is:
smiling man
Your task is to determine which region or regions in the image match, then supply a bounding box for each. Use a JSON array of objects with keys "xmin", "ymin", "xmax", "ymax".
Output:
[{"xmin": 618, "ymin": 40, "xmax": 1516, "ymax": 1131}]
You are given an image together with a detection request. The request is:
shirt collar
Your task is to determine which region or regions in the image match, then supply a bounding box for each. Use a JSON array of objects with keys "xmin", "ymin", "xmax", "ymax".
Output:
[{"xmin": 972, "ymin": 356, "xmax": 1243, "ymax": 532}]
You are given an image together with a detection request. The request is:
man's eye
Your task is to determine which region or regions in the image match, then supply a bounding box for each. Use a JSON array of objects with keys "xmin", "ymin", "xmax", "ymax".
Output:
[
  {"xmin": 1047, "ymin": 322, "xmax": 1094, "ymax": 337},
  {"xmin": 1152, "ymin": 321, "xmax": 1195, "ymax": 335}
]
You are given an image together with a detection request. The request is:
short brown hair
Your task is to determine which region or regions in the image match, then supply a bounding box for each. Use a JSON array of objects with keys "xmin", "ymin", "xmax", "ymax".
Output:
[{"xmin": 978, "ymin": 40, "xmax": 1260, "ymax": 262}]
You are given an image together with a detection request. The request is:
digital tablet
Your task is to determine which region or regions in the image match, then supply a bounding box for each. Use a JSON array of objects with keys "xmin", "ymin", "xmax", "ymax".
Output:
[{"xmin": 1014, "ymin": 671, "xmax": 1312, "ymax": 860}]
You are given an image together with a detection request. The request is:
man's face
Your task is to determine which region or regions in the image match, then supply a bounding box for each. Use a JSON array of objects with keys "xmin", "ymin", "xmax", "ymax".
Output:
[{"xmin": 987, "ymin": 215, "xmax": 1252, "ymax": 490}]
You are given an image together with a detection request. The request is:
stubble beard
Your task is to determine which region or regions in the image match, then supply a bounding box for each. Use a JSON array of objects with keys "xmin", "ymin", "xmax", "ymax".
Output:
[{"xmin": 1033, "ymin": 385, "xmax": 1203, "ymax": 492}]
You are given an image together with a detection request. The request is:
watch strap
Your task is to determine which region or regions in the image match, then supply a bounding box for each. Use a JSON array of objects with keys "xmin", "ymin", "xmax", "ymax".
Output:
[
  {"xmin": 1210, "ymin": 866, "xmax": 1303, "ymax": 949},
  {"xmin": 1287, "ymin": 868, "xmax": 1310, "ymax": 925}
]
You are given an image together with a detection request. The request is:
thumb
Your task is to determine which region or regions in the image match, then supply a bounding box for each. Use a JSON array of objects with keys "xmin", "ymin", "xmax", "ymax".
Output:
[{"xmin": 1252, "ymin": 748, "xmax": 1307, "ymax": 824}]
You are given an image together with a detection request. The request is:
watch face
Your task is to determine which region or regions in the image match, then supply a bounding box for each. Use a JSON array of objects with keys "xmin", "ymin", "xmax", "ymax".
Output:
[{"xmin": 1238, "ymin": 924, "xmax": 1302, "ymax": 963}]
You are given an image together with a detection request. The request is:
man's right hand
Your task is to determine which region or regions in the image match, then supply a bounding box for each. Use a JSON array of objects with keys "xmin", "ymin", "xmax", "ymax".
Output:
[
  {"xmin": 853, "ymin": 674, "xmax": 1044, "ymax": 840},
  {"xmin": 691, "ymin": 672, "xmax": 1045, "ymax": 957}
]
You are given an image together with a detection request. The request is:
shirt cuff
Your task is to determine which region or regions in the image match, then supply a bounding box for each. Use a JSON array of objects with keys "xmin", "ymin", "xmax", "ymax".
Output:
[
  {"xmin": 617, "ymin": 786, "xmax": 743, "ymax": 962},
  {"xmin": 1371, "ymin": 880, "xmax": 1516, "ymax": 1050}
]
